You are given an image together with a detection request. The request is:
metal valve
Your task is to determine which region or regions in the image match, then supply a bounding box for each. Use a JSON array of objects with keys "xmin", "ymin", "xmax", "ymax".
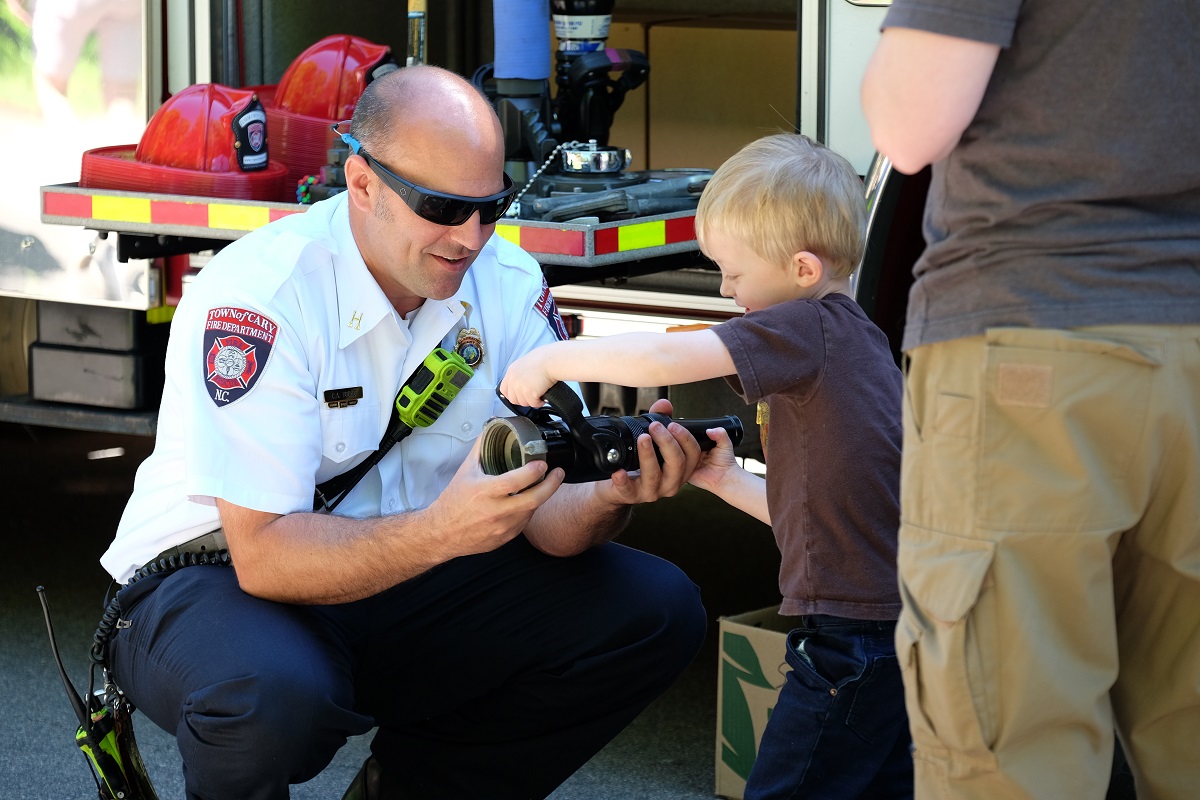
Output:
[{"xmin": 561, "ymin": 140, "xmax": 632, "ymax": 174}]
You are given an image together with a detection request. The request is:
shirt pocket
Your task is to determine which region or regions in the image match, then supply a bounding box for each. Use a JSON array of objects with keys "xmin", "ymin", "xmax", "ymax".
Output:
[
  {"xmin": 319, "ymin": 402, "xmax": 382, "ymax": 465},
  {"xmin": 401, "ymin": 387, "xmax": 500, "ymax": 504}
]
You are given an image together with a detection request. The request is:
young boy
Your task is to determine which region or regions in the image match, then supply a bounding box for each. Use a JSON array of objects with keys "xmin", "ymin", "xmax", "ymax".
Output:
[{"xmin": 500, "ymin": 133, "xmax": 911, "ymax": 799}]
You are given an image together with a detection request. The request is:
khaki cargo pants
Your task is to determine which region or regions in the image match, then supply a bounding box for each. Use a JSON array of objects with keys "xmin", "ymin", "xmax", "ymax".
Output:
[{"xmin": 898, "ymin": 325, "xmax": 1200, "ymax": 800}]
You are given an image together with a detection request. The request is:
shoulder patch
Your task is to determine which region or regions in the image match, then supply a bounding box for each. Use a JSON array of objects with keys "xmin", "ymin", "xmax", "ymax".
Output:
[
  {"xmin": 202, "ymin": 307, "xmax": 279, "ymax": 406},
  {"xmin": 533, "ymin": 279, "xmax": 569, "ymax": 341}
]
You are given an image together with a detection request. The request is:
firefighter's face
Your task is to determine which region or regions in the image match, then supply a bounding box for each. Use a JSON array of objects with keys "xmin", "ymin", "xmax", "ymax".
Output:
[
  {"xmin": 350, "ymin": 107, "xmax": 507, "ymax": 317},
  {"xmin": 367, "ymin": 164, "xmax": 497, "ymax": 313}
]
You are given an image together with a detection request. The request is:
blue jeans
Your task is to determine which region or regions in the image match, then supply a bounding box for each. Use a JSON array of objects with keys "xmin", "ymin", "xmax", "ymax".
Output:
[{"xmin": 746, "ymin": 615, "xmax": 913, "ymax": 800}]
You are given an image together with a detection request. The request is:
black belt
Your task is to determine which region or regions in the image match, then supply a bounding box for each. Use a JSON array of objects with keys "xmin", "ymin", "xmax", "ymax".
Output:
[{"xmin": 152, "ymin": 529, "xmax": 229, "ymax": 563}]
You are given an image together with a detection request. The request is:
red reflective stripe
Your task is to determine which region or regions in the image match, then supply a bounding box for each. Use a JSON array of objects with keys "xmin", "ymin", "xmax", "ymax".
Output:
[
  {"xmin": 521, "ymin": 227, "xmax": 586, "ymax": 256},
  {"xmin": 152, "ymin": 200, "xmax": 209, "ymax": 227},
  {"xmin": 594, "ymin": 227, "xmax": 619, "ymax": 255},
  {"xmin": 43, "ymin": 191, "xmax": 93, "ymax": 220},
  {"xmin": 270, "ymin": 208, "xmax": 304, "ymax": 223},
  {"xmin": 665, "ymin": 215, "xmax": 695, "ymax": 244}
]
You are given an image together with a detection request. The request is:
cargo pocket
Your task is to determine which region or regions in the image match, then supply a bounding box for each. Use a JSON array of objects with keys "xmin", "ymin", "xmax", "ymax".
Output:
[{"xmin": 896, "ymin": 523, "xmax": 998, "ymax": 773}]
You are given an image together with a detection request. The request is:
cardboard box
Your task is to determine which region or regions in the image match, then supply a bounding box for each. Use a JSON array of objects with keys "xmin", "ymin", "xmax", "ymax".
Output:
[{"xmin": 716, "ymin": 606, "xmax": 795, "ymax": 800}]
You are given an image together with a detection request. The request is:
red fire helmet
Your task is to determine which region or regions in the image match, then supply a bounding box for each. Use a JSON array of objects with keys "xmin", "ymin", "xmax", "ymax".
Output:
[
  {"xmin": 136, "ymin": 83, "xmax": 269, "ymax": 172},
  {"xmin": 274, "ymin": 34, "xmax": 398, "ymax": 121},
  {"xmin": 81, "ymin": 83, "xmax": 289, "ymax": 201},
  {"xmin": 265, "ymin": 34, "xmax": 399, "ymax": 194}
]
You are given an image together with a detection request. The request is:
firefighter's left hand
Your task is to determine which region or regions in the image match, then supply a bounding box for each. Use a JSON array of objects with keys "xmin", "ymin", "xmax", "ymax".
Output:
[{"xmin": 594, "ymin": 398, "xmax": 702, "ymax": 505}]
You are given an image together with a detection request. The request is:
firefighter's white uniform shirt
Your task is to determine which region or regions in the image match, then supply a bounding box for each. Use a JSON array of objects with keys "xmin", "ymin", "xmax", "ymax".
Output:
[{"xmin": 102, "ymin": 192, "xmax": 569, "ymax": 583}]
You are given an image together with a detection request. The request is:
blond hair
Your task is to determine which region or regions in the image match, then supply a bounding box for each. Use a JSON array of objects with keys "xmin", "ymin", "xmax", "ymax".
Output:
[{"xmin": 695, "ymin": 133, "xmax": 867, "ymax": 278}]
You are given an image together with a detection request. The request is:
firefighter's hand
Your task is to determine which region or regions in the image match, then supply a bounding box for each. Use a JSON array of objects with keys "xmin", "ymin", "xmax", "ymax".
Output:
[
  {"xmin": 431, "ymin": 435, "xmax": 566, "ymax": 557},
  {"xmin": 594, "ymin": 398, "xmax": 702, "ymax": 506}
]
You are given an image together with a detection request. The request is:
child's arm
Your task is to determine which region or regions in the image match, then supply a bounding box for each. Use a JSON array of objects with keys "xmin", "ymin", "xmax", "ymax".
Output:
[
  {"xmin": 689, "ymin": 427, "xmax": 770, "ymax": 525},
  {"xmin": 500, "ymin": 328, "xmax": 735, "ymax": 408}
]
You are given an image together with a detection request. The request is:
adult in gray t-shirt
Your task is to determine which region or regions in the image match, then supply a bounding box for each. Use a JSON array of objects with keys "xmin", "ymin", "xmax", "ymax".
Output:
[
  {"xmin": 863, "ymin": 2, "xmax": 1200, "ymax": 799},
  {"xmin": 887, "ymin": 1, "xmax": 1200, "ymax": 348}
]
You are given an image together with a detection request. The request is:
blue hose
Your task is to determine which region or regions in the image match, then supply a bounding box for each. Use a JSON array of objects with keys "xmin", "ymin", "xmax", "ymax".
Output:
[{"xmin": 493, "ymin": 0, "xmax": 551, "ymax": 80}]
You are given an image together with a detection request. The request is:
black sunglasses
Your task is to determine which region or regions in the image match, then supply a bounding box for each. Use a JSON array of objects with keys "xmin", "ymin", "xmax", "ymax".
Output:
[{"xmin": 360, "ymin": 149, "xmax": 516, "ymax": 226}]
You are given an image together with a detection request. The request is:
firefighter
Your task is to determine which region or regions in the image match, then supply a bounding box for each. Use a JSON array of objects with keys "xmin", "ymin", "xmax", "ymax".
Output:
[{"xmin": 100, "ymin": 64, "xmax": 707, "ymax": 800}]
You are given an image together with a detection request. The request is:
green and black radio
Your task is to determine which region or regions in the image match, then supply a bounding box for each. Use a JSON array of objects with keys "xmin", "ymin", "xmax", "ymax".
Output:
[
  {"xmin": 38, "ymin": 586, "xmax": 159, "ymax": 799},
  {"xmin": 395, "ymin": 347, "xmax": 474, "ymax": 428},
  {"xmin": 315, "ymin": 347, "xmax": 475, "ymax": 512}
]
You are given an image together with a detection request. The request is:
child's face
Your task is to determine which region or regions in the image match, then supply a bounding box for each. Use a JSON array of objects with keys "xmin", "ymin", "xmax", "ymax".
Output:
[{"xmin": 704, "ymin": 229, "xmax": 808, "ymax": 313}]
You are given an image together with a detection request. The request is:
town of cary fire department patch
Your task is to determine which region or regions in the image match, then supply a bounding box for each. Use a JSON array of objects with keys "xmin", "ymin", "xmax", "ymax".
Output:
[
  {"xmin": 534, "ymin": 279, "xmax": 569, "ymax": 341},
  {"xmin": 202, "ymin": 306, "xmax": 278, "ymax": 406}
]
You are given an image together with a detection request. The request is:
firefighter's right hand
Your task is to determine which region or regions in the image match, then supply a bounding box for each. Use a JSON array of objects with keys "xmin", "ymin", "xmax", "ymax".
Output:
[{"xmin": 430, "ymin": 435, "xmax": 565, "ymax": 557}]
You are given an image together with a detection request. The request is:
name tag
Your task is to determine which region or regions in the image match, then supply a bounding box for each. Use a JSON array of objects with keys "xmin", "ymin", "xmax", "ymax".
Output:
[{"xmin": 323, "ymin": 386, "xmax": 364, "ymax": 408}]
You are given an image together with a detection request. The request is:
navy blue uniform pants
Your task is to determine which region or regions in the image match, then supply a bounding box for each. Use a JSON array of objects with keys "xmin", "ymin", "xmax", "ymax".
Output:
[
  {"xmin": 107, "ymin": 536, "xmax": 707, "ymax": 800},
  {"xmin": 745, "ymin": 615, "xmax": 913, "ymax": 800}
]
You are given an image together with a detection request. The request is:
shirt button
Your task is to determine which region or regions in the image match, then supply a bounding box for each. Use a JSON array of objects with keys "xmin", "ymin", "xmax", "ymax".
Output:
[
  {"xmin": 388, "ymin": 499, "xmax": 397, "ymax": 510},
  {"xmin": 335, "ymin": 442, "xmax": 345, "ymax": 453},
  {"xmin": 460, "ymin": 421, "xmax": 472, "ymax": 433}
]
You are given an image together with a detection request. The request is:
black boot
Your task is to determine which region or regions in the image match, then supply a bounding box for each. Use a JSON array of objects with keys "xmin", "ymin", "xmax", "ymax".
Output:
[{"xmin": 340, "ymin": 755, "xmax": 382, "ymax": 800}]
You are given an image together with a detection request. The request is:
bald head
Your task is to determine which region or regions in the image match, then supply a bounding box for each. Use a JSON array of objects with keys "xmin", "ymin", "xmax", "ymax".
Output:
[
  {"xmin": 349, "ymin": 65, "xmax": 504, "ymax": 175},
  {"xmin": 341, "ymin": 66, "xmax": 510, "ymax": 318}
]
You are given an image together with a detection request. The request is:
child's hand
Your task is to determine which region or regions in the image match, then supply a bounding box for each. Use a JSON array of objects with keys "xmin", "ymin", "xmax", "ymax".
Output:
[
  {"xmin": 687, "ymin": 426, "xmax": 739, "ymax": 494},
  {"xmin": 499, "ymin": 349, "xmax": 556, "ymax": 408}
]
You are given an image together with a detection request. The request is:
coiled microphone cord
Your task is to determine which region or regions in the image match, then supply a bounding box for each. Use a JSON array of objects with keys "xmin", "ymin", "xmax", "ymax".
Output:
[{"xmin": 91, "ymin": 549, "xmax": 232, "ymax": 667}]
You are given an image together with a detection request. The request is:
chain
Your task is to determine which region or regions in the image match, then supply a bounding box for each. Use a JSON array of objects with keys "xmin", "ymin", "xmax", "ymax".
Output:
[{"xmin": 509, "ymin": 140, "xmax": 583, "ymax": 216}]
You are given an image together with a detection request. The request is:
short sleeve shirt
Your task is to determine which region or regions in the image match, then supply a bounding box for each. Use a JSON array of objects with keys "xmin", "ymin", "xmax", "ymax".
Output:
[
  {"xmin": 102, "ymin": 193, "xmax": 568, "ymax": 582},
  {"xmin": 884, "ymin": 0, "xmax": 1200, "ymax": 349},
  {"xmin": 713, "ymin": 293, "xmax": 903, "ymax": 619}
]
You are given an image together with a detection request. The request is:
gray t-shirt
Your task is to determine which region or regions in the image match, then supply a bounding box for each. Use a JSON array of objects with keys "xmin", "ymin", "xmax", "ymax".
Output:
[
  {"xmin": 714, "ymin": 293, "xmax": 903, "ymax": 620},
  {"xmin": 884, "ymin": 0, "xmax": 1200, "ymax": 350}
]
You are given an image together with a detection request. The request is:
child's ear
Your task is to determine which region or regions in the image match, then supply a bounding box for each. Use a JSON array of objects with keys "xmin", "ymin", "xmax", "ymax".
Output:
[{"xmin": 790, "ymin": 251, "xmax": 825, "ymax": 288}]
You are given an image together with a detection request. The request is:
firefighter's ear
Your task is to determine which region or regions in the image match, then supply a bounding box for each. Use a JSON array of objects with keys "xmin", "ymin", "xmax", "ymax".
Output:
[{"xmin": 344, "ymin": 153, "xmax": 376, "ymax": 213}]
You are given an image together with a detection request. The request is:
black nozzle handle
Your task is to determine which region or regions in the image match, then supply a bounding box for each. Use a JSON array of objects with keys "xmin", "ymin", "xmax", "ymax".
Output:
[
  {"xmin": 542, "ymin": 381, "xmax": 587, "ymax": 423},
  {"xmin": 646, "ymin": 413, "xmax": 744, "ymax": 453},
  {"xmin": 495, "ymin": 380, "xmax": 610, "ymax": 452},
  {"xmin": 543, "ymin": 382, "xmax": 625, "ymax": 474},
  {"xmin": 496, "ymin": 381, "xmax": 586, "ymax": 423}
]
